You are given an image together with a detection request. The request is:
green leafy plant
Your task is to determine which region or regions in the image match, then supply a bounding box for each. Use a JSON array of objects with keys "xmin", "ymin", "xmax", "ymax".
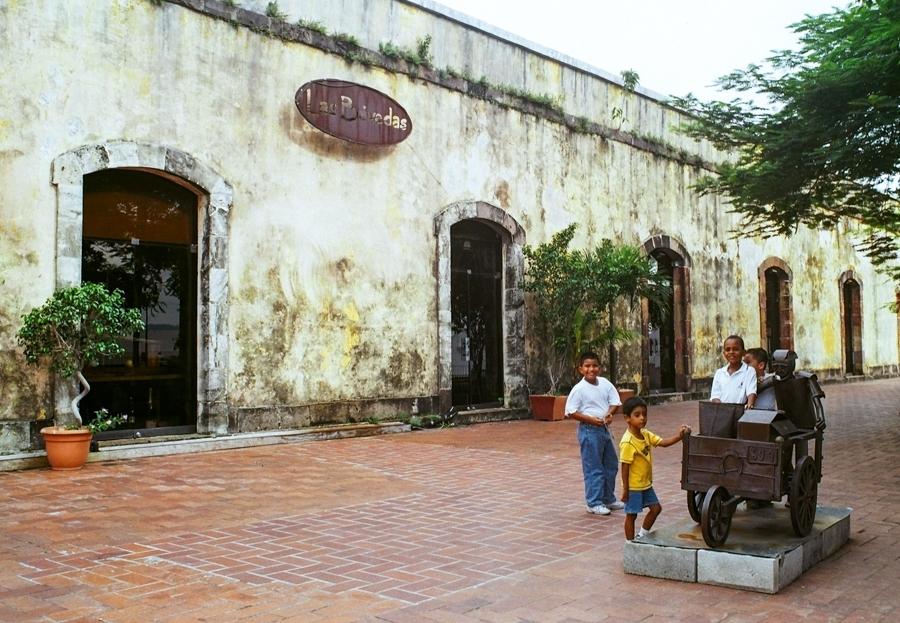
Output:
[
  {"xmin": 415, "ymin": 35, "xmax": 433, "ymax": 67},
  {"xmin": 379, "ymin": 36, "xmax": 433, "ymax": 68},
  {"xmin": 523, "ymin": 225, "xmax": 671, "ymax": 391},
  {"xmin": 297, "ymin": 18, "xmax": 327, "ymax": 35},
  {"xmin": 332, "ymin": 31, "xmax": 359, "ymax": 47},
  {"xmin": 265, "ymin": 1, "xmax": 286, "ymax": 20},
  {"xmin": 620, "ymin": 69, "xmax": 640, "ymax": 91},
  {"xmin": 17, "ymin": 283, "xmax": 144, "ymax": 426},
  {"xmin": 84, "ymin": 408, "xmax": 129, "ymax": 434}
]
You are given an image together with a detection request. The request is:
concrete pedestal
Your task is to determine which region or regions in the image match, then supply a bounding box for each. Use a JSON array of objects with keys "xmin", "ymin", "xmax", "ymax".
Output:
[{"xmin": 623, "ymin": 505, "xmax": 850, "ymax": 593}]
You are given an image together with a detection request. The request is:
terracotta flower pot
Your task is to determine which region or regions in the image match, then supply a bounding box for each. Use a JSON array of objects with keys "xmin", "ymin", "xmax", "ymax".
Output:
[
  {"xmin": 617, "ymin": 388, "xmax": 636, "ymax": 403},
  {"xmin": 41, "ymin": 426, "xmax": 93, "ymax": 470},
  {"xmin": 529, "ymin": 395, "xmax": 567, "ymax": 421}
]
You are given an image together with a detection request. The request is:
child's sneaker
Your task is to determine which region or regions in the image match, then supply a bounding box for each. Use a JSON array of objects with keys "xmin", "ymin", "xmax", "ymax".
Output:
[
  {"xmin": 587, "ymin": 504, "xmax": 611, "ymax": 515},
  {"xmin": 607, "ymin": 501, "xmax": 625, "ymax": 510}
]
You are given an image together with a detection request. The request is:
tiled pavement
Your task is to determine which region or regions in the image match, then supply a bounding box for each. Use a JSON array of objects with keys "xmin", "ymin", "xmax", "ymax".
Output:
[{"xmin": 1, "ymin": 378, "xmax": 898, "ymax": 622}]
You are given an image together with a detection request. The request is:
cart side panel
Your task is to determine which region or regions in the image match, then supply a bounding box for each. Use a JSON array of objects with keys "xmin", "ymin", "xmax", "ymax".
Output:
[{"xmin": 682, "ymin": 435, "xmax": 782, "ymax": 500}]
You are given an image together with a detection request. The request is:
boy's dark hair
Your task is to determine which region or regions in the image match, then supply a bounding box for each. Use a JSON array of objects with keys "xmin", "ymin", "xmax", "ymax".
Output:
[
  {"xmin": 724, "ymin": 334, "xmax": 745, "ymax": 349},
  {"xmin": 578, "ymin": 351, "xmax": 600, "ymax": 365},
  {"xmin": 622, "ymin": 396, "xmax": 648, "ymax": 415},
  {"xmin": 746, "ymin": 347, "xmax": 768, "ymax": 365}
]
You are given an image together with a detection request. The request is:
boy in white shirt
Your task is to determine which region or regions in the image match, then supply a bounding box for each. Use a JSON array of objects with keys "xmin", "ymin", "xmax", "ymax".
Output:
[
  {"xmin": 710, "ymin": 335, "xmax": 757, "ymax": 408},
  {"xmin": 565, "ymin": 352, "xmax": 624, "ymax": 516}
]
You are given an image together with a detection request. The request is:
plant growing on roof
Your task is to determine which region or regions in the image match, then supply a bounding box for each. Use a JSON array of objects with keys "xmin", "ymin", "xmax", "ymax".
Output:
[{"xmin": 17, "ymin": 282, "xmax": 144, "ymax": 426}]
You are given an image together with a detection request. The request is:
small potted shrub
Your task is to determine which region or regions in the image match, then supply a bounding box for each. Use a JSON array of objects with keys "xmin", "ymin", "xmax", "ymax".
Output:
[{"xmin": 17, "ymin": 282, "xmax": 143, "ymax": 470}]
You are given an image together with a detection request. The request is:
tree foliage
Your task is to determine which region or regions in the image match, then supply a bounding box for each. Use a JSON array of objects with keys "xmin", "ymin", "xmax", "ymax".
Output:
[
  {"xmin": 18, "ymin": 282, "xmax": 143, "ymax": 378},
  {"xmin": 17, "ymin": 283, "xmax": 144, "ymax": 424},
  {"xmin": 523, "ymin": 225, "xmax": 671, "ymax": 390},
  {"xmin": 671, "ymin": 0, "xmax": 900, "ymax": 281}
]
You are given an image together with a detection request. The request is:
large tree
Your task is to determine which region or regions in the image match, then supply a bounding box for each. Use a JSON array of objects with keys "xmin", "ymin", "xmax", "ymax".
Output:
[{"xmin": 671, "ymin": 0, "xmax": 899, "ymax": 282}]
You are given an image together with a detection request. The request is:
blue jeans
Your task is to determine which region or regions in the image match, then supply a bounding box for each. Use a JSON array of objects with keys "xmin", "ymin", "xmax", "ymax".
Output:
[{"xmin": 578, "ymin": 423, "xmax": 618, "ymax": 507}]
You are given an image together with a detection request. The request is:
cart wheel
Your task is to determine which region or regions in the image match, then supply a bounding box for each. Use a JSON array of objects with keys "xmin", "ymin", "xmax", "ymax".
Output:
[
  {"xmin": 686, "ymin": 490, "xmax": 704, "ymax": 523},
  {"xmin": 701, "ymin": 485, "xmax": 732, "ymax": 547},
  {"xmin": 789, "ymin": 455, "xmax": 818, "ymax": 536}
]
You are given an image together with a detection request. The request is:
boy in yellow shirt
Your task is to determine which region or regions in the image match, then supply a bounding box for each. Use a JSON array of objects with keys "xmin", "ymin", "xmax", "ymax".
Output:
[{"xmin": 619, "ymin": 397, "xmax": 690, "ymax": 540}]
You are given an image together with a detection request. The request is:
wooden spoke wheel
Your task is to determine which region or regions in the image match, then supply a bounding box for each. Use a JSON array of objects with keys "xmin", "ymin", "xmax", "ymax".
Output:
[
  {"xmin": 686, "ymin": 490, "xmax": 705, "ymax": 523},
  {"xmin": 701, "ymin": 485, "xmax": 733, "ymax": 548},
  {"xmin": 789, "ymin": 455, "xmax": 818, "ymax": 537}
]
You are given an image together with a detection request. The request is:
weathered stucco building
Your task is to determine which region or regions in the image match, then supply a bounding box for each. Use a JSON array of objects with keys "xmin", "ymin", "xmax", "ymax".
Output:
[{"xmin": 1, "ymin": 0, "xmax": 897, "ymax": 454}]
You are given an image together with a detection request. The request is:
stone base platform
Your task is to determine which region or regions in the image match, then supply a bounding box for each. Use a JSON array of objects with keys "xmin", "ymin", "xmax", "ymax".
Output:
[{"xmin": 624, "ymin": 505, "xmax": 851, "ymax": 593}]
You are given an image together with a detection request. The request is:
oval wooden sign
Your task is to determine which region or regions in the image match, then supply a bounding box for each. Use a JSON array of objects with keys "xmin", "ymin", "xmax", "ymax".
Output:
[{"xmin": 295, "ymin": 79, "xmax": 413, "ymax": 145}]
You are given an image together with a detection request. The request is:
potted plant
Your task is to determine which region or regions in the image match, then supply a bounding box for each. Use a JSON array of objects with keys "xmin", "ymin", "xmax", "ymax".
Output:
[
  {"xmin": 523, "ymin": 225, "xmax": 671, "ymax": 418},
  {"xmin": 17, "ymin": 282, "xmax": 143, "ymax": 470},
  {"xmin": 523, "ymin": 224, "xmax": 585, "ymax": 420}
]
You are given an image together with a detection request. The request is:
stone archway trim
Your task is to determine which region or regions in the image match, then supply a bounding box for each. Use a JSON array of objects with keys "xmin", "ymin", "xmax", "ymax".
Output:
[
  {"xmin": 758, "ymin": 257, "xmax": 795, "ymax": 354},
  {"xmin": 50, "ymin": 141, "xmax": 232, "ymax": 434},
  {"xmin": 838, "ymin": 269, "xmax": 864, "ymax": 374},
  {"xmin": 641, "ymin": 234, "xmax": 692, "ymax": 268},
  {"xmin": 640, "ymin": 234, "xmax": 693, "ymax": 392},
  {"xmin": 434, "ymin": 201, "xmax": 527, "ymax": 410}
]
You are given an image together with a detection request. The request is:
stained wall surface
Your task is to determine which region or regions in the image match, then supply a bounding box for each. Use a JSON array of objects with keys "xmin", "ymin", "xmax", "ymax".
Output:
[{"xmin": 0, "ymin": 0, "xmax": 896, "ymax": 453}]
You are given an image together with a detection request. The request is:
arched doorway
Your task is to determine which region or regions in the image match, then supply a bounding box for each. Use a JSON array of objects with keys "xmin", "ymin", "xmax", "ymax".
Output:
[
  {"xmin": 51, "ymin": 141, "xmax": 233, "ymax": 434},
  {"xmin": 450, "ymin": 221, "xmax": 503, "ymax": 407},
  {"xmin": 79, "ymin": 169, "xmax": 199, "ymax": 436},
  {"xmin": 758, "ymin": 258, "xmax": 794, "ymax": 359},
  {"xmin": 647, "ymin": 250, "xmax": 675, "ymax": 391},
  {"xmin": 840, "ymin": 271, "xmax": 863, "ymax": 375},
  {"xmin": 434, "ymin": 201, "xmax": 527, "ymax": 411},
  {"xmin": 641, "ymin": 236, "xmax": 692, "ymax": 393}
]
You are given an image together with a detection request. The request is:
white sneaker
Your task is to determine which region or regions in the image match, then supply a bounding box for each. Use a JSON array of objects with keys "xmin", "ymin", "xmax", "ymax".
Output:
[
  {"xmin": 607, "ymin": 501, "xmax": 625, "ymax": 511},
  {"xmin": 587, "ymin": 504, "xmax": 611, "ymax": 515}
]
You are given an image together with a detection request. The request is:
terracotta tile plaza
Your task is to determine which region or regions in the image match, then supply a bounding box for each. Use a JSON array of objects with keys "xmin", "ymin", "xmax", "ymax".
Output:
[{"xmin": 1, "ymin": 378, "xmax": 898, "ymax": 622}]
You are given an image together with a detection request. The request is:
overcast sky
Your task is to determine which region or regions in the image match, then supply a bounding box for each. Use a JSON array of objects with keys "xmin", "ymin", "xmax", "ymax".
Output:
[{"xmin": 434, "ymin": 0, "xmax": 848, "ymax": 101}]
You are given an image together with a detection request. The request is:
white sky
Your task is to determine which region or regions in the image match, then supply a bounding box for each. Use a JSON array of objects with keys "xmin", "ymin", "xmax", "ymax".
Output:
[{"xmin": 435, "ymin": 0, "xmax": 848, "ymax": 101}]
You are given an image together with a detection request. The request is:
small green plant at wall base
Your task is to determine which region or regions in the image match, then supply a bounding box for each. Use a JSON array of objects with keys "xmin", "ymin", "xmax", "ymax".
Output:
[
  {"xmin": 265, "ymin": 1, "xmax": 286, "ymax": 20},
  {"xmin": 17, "ymin": 283, "xmax": 144, "ymax": 426},
  {"xmin": 84, "ymin": 409, "xmax": 129, "ymax": 434}
]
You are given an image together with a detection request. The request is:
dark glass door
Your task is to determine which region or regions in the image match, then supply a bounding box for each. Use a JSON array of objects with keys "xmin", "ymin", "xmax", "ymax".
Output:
[
  {"xmin": 647, "ymin": 251, "xmax": 675, "ymax": 391},
  {"xmin": 80, "ymin": 169, "xmax": 198, "ymax": 438},
  {"xmin": 843, "ymin": 280, "xmax": 862, "ymax": 375},
  {"xmin": 450, "ymin": 221, "xmax": 503, "ymax": 408}
]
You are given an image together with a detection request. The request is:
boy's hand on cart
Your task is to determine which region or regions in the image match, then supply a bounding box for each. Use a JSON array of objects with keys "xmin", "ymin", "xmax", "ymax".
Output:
[{"xmin": 679, "ymin": 425, "xmax": 691, "ymax": 438}]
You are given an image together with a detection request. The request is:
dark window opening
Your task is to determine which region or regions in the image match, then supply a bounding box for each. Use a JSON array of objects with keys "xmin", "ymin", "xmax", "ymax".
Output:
[{"xmin": 80, "ymin": 169, "xmax": 198, "ymax": 438}]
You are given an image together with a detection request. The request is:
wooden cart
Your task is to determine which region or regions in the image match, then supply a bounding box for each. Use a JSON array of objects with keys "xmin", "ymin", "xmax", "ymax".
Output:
[{"xmin": 681, "ymin": 363, "xmax": 825, "ymax": 547}]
